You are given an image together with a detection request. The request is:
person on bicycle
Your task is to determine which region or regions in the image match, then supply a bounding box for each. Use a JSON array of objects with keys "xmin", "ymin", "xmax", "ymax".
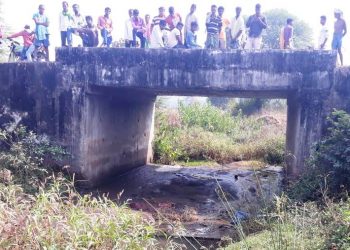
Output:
[
  {"xmin": 33, "ymin": 4, "xmax": 50, "ymax": 61},
  {"xmin": 6, "ymin": 25, "xmax": 35, "ymax": 62}
]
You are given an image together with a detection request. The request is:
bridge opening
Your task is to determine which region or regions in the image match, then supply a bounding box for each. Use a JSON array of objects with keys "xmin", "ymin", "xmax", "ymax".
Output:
[
  {"xmin": 153, "ymin": 96, "xmax": 287, "ymax": 169},
  {"xmin": 95, "ymin": 95, "xmax": 287, "ymax": 245}
]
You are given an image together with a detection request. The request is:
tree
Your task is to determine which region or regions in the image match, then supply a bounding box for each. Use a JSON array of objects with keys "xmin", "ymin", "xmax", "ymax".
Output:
[{"xmin": 262, "ymin": 9, "xmax": 313, "ymax": 49}]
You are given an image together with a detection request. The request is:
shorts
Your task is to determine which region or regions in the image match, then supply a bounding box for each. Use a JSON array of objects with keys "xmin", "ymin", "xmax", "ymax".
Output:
[{"xmin": 332, "ymin": 33, "xmax": 343, "ymax": 50}]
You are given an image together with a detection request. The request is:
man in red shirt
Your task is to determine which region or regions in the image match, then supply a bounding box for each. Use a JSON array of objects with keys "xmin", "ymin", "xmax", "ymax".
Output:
[
  {"xmin": 132, "ymin": 9, "xmax": 146, "ymax": 48},
  {"xmin": 97, "ymin": 7, "xmax": 113, "ymax": 47},
  {"xmin": 165, "ymin": 7, "xmax": 182, "ymax": 31}
]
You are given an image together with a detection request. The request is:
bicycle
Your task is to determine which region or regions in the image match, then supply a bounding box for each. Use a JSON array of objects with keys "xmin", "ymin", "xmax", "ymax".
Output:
[
  {"xmin": 7, "ymin": 38, "xmax": 22, "ymax": 62},
  {"xmin": 6, "ymin": 38, "xmax": 48, "ymax": 62}
]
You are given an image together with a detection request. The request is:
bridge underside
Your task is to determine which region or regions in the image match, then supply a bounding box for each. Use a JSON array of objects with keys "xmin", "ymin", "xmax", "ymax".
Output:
[{"xmin": 0, "ymin": 48, "xmax": 349, "ymax": 185}]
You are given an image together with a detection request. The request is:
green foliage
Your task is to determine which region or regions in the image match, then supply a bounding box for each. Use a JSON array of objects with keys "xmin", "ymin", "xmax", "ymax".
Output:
[
  {"xmin": 208, "ymin": 97, "xmax": 230, "ymax": 109},
  {"xmin": 262, "ymin": 9, "xmax": 313, "ymax": 49},
  {"xmin": 0, "ymin": 125, "xmax": 68, "ymax": 193},
  {"xmin": 225, "ymin": 196, "xmax": 350, "ymax": 250},
  {"xmin": 0, "ymin": 177, "xmax": 160, "ymax": 249},
  {"xmin": 229, "ymin": 99, "xmax": 269, "ymax": 116},
  {"xmin": 179, "ymin": 102, "xmax": 257, "ymax": 136},
  {"xmin": 154, "ymin": 102, "xmax": 286, "ymax": 165},
  {"xmin": 289, "ymin": 110, "xmax": 350, "ymax": 201},
  {"xmin": 0, "ymin": 123, "xmax": 163, "ymax": 249}
]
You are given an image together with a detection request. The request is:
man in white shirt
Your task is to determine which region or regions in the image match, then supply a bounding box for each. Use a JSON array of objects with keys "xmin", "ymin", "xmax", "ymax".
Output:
[
  {"xmin": 71, "ymin": 4, "xmax": 85, "ymax": 47},
  {"xmin": 59, "ymin": 1, "xmax": 73, "ymax": 47},
  {"xmin": 185, "ymin": 4, "xmax": 198, "ymax": 42},
  {"xmin": 318, "ymin": 15, "xmax": 329, "ymax": 50},
  {"xmin": 230, "ymin": 7, "xmax": 245, "ymax": 49},
  {"xmin": 124, "ymin": 9, "xmax": 134, "ymax": 47},
  {"xmin": 150, "ymin": 20, "xmax": 167, "ymax": 48},
  {"xmin": 168, "ymin": 22, "xmax": 184, "ymax": 48}
]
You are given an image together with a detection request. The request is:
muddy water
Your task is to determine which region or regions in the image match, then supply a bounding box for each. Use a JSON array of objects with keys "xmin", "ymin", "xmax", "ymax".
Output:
[{"xmin": 88, "ymin": 163, "xmax": 283, "ymax": 249}]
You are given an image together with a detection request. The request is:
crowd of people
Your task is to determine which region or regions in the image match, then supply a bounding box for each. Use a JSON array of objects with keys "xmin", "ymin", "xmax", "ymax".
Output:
[{"xmin": 0, "ymin": 2, "xmax": 347, "ymax": 65}]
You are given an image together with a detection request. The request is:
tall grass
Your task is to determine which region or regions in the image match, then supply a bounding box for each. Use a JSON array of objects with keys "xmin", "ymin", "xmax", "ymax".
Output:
[
  {"xmin": 154, "ymin": 102, "xmax": 285, "ymax": 165},
  {"xmin": 0, "ymin": 125, "xmax": 166, "ymax": 249},
  {"xmin": 224, "ymin": 195, "xmax": 350, "ymax": 250},
  {"xmin": 0, "ymin": 177, "xmax": 162, "ymax": 249}
]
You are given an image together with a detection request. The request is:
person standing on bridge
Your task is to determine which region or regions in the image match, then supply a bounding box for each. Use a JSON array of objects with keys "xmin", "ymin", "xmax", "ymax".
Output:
[
  {"xmin": 332, "ymin": 9, "xmax": 347, "ymax": 66},
  {"xmin": 166, "ymin": 6, "xmax": 182, "ymax": 31},
  {"xmin": 98, "ymin": 7, "xmax": 113, "ymax": 47},
  {"xmin": 185, "ymin": 4, "xmax": 198, "ymax": 45},
  {"xmin": 318, "ymin": 16, "xmax": 329, "ymax": 50},
  {"xmin": 132, "ymin": 9, "xmax": 146, "ymax": 48},
  {"xmin": 245, "ymin": 3, "xmax": 267, "ymax": 49},
  {"xmin": 229, "ymin": 7, "xmax": 245, "ymax": 49},
  {"xmin": 281, "ymin": 18, "xmax": 294, "ymax": 49},
  {"xmin": 59, "ymin": 1, "xmax": 73, "ymax": 47},
  {"xmin": 205, "ymin": 5, "xmax": 222, "ymax": 49},
  {"xmin": 33, "ymin": 4, "xmax": 50, "ymax": 61},
  {"xmin": 124, "ymin": 9, "xmax": 134, "ymax": 48},
  {"xmin": 151, "ymin": 7, "xmax": 166, "ymax": 31},
  {"xmin": 218, "ymin": 6, "xmax": 230, "ymax": 49},
  {"xmin": 144, "ymin": 14, "xmax": 152, "ymax": 48}
]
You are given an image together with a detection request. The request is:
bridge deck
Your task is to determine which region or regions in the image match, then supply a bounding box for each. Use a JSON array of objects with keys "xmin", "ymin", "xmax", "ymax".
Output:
[{"xmin": 56, "ymin": 48, "xmax": 337, "ymax": 98}]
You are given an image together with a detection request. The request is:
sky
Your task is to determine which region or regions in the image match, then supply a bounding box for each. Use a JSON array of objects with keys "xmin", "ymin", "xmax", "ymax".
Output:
[{"xmin": 1, "ymin": 0, "xmax": 350, "ymax": 63}]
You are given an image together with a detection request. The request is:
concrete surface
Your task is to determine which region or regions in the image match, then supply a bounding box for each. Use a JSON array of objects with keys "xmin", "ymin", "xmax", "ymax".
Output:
[{"xmin": 0, "ymin": 48, "xmax": 348, "ymax": 185}]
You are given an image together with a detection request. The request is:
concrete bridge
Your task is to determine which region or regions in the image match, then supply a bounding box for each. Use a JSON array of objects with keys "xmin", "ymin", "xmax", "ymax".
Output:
[{"xmin": 0, "ymin": 48, "xmax": 349, "ymax": 185}]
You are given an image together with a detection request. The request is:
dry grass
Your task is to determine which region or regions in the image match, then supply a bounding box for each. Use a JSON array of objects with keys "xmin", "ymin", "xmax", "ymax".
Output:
[{"xmin": 0, "ymin": 175, "xmax": 164, "ymax": 249}]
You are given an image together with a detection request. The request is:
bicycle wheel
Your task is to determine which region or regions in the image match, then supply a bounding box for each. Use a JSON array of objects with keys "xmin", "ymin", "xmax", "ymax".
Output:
[{"xmin": 8, "ymin": 51, "xmax": 18, "ymax": 62}]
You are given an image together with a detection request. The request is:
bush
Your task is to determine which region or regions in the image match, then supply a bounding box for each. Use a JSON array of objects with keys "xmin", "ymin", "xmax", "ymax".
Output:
[
  {"xmin": 0, "ymin": 124, "xmax": 163, "ymax": 249},
  {"xmin": 290, "ymin": 110, "xmax": 350, "ymax": 200},
  {"xmin": 0, "ymin": 178, "xmax": 160, "ymax": 249},
  {"xmin": 226, "ymin": 196, "xmax": 350, "ymax": 250},
  {"xmin": 153, "ymin": 103, "xmax": 286, "ymax": 165},
  {"xmin": 229, "ymin": 99, "xmax": 269, "ymax": 116},
  {"xmin": 0, "ymin": 125, "xmax": 68, "ymax": 193}
]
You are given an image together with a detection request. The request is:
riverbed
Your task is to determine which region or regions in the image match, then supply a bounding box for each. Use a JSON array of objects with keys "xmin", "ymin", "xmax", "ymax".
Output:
[{"xmin": 87, "ymin": 163, "xmax": 283, "ymax": 249}]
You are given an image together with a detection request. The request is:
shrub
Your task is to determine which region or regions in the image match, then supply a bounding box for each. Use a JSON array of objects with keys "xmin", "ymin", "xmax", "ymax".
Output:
[
  {"xmin": 154, "ymin": 102, "xmax": 286, "ymax": 165},
  {"xmin": 0, "ymin": 125, "xmax": 68, "ymax": 193},
  {"xmin": 229, "ymin": 99, "xmax": 269, "ymax": 116},
  {"xmin": 225, "ymin": 196, "xmax": 350, "ymax": 250},
  {"xmin": 0, "ymin": 178, "xmax": 160, "ymax": 249},
  {"xmin": 290, "ymin": 110, "xmax": 350, "ymax": 200},
  {"xmin": 0, "ymin": 124, "xmax": 163, "ymax": 249}
]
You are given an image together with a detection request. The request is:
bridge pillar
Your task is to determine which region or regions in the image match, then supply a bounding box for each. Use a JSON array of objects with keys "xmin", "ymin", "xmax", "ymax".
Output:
[
  {"xmin": 286, "ymin": 91, "xmax": 326, "ymax": 176},
  {"xmin": 67, "ymin": 87, "xmax": 156, "ymax": 185}
]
